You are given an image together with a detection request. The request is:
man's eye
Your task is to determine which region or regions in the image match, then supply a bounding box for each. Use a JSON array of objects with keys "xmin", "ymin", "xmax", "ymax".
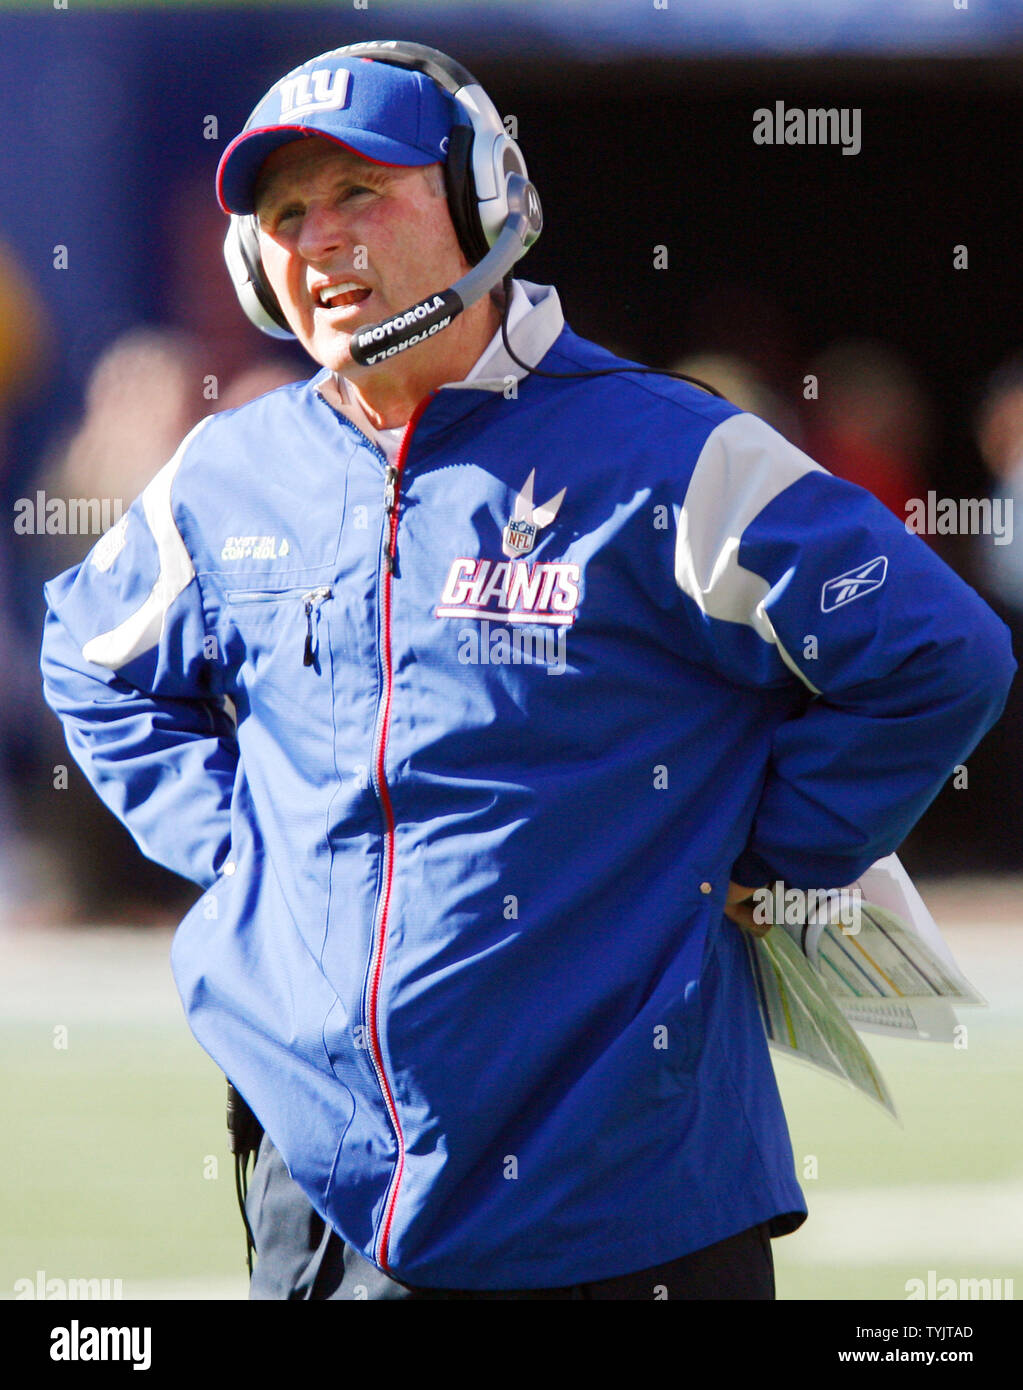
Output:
[{"xmin": 257, "ymin": 205, "xmax": 301, "ymax": 233}]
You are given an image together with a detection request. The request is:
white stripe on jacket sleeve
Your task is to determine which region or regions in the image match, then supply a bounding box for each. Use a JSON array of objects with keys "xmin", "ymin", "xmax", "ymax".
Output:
[
  {"xmin": 82, "ymin": 417, "xmax": 210, "ymax": 671},
  {"xmin": 674, "ymin": 412, "xmax": 825, "ymax": 694}
]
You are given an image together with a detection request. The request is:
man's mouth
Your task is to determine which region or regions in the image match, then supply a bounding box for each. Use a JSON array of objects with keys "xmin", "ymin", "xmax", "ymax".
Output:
[{"xmin": 315, "ymin": 281, "xmax": 372, "ymax": 310}]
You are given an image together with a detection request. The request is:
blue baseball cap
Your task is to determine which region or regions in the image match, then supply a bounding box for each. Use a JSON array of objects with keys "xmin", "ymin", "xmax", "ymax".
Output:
[{"xmin": 217, "ymin": 50, "xmax": 458, "ymax": 214}]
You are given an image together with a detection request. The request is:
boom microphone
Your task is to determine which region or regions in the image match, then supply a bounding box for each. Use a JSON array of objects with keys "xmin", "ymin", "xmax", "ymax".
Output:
[{"xmin": 349, "ymin": 173, "xmax": 542, "ymax": 368}]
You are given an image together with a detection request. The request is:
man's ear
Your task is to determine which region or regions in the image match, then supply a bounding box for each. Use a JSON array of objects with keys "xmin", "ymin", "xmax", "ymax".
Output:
[{"xmin": 223, "ymin": 215, "xmax": 294, "ymax": 340}]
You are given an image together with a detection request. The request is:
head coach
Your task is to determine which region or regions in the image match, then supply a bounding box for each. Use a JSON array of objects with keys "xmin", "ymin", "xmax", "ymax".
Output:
[{"xmin": 40, "ymin": 41, "xmax": 1015, "ymax": 1300}]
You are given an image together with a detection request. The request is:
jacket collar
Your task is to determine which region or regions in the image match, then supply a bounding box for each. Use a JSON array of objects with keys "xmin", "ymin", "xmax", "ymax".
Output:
[
  {"xmin": 311, "ymin": 280, "xmax": 566, "ymax": 446},
  {"xmin": 442, "ymin": 280, "xmax": 564, "ymax": 393}
]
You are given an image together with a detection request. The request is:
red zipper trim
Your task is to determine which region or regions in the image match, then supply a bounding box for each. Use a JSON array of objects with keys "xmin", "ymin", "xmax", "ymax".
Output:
[{"xmin": 368, "ymin": 394, "xmax": 433, "ymax": 1272}]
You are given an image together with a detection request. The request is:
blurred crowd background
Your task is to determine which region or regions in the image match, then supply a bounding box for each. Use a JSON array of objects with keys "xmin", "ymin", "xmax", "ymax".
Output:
[{"xmin": 2, "ymin": 1, "xmax": 1023, "ymax": 928}]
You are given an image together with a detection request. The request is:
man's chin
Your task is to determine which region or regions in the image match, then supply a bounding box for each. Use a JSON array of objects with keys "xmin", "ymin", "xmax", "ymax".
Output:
[{"xmin": 301, "ymin": 327, "xmax": 361, "ymax": 378}]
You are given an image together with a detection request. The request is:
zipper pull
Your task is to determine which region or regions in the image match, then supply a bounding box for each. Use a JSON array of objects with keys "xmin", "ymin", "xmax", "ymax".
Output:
[
  {"xmin": 302, "ymin": 587, "xmax": 332, "ymax": 667},
  {"xmin": 303, "ymin": 604, "xmax": 315, "ymax": 666},
  {"xmin": 383, "ymin": 464, "xmax": 399, "ymax": 515}
]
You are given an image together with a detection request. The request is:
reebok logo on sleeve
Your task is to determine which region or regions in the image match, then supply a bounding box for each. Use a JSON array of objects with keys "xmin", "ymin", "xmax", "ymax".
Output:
[{"xmin": 821, "ymin": 556, "xmax": 888, "ymax": 612}]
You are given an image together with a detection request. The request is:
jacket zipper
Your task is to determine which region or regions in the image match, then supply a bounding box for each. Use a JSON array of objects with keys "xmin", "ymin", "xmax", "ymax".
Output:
[
  {"xmin": 367, "ymin": 395, "xmax": 433, "ymax": 1272},
  {"xmin": 314, "ymin": 399, "xmax": 409, "ymax": 1254}
]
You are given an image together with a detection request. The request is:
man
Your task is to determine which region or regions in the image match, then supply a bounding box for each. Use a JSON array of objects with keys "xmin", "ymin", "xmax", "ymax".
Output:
[{"xmin": 40, "ymin": 43, "xmax": 1015, "ymax": 1300}]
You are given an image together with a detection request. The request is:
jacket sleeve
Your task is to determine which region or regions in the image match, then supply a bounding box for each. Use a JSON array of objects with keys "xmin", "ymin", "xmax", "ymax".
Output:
[
  {"xmin": 40, "ymin": 423, "xmax": 237, "ymax": 889},
  {"xmin": 674, "ymin": 411, "xmax": 1017, "ymax": 889}
]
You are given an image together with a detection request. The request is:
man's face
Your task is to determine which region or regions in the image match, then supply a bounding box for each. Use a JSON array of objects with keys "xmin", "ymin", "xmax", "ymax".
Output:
[{"xmin": 254, "ymin": 136, "xmax": 470, "ymax": 375}]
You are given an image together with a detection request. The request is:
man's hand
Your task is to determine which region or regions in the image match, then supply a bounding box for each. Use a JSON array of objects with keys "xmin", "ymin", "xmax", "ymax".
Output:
[{"xmin": 723, "ymin": 881, "xmax": 770, "ymax": 938}]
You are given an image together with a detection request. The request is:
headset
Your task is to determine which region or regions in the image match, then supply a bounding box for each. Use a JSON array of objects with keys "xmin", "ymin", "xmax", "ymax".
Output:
[
  {"xmin": 223, "ymin": 39, "xmax": 722, "ymax": 396},
  {"xmin": 223, "ymin": 40, "xmax": 542, "ymax": 365}
]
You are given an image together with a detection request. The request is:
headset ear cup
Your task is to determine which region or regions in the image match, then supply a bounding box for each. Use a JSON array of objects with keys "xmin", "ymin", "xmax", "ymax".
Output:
[
  {"xmin": 224, "ymin": 215, "xmax": 295, "ymax": 339},
  {"xmin": 443, "ymin": 124, "xmax": 491, "ymax": 266}
]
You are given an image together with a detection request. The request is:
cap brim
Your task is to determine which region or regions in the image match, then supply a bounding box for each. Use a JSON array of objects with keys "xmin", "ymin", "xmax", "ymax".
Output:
[{"xmin": 216, "ymin": 125, "xmax": 439, "ymax": 215}]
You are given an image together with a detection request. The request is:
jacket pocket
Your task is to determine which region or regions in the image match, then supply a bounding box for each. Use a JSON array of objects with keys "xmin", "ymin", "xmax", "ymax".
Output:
[
  {"xmin": 225, "ymin": 585, "xmax": 334, "ymax": 673},
  {"xmin": 650, "ymin": 978, "xmax": 705, "ymax": 1094}
]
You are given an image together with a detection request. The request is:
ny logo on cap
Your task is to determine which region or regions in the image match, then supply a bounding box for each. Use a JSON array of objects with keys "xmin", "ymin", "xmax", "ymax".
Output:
[{"xmin": 279, "ymin": 69, "xmax": 351, "ymax": 117}]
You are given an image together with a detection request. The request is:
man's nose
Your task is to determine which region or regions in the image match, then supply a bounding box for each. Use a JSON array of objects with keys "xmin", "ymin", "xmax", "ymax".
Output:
[{"xmin": 297, "ymin": 203, "xmax": 351, "ymax": 263}]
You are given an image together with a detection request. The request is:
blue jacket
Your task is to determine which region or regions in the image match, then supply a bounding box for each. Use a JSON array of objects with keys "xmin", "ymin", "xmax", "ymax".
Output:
[{"xmin": 40, "ymin": 282, "xmax": 1015, "ymax": 1288}]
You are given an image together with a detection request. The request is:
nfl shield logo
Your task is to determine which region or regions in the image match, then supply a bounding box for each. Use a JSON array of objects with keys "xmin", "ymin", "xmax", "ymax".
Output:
[{"xmin": 503, "ymin": 518, "xmax": 538, "ymax": 557}]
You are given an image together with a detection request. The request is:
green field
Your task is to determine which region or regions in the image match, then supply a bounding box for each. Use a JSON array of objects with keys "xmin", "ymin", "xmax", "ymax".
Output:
[{"xmin": 2, "ymin": 893, "xmax": 1021, "ymax": 1300}]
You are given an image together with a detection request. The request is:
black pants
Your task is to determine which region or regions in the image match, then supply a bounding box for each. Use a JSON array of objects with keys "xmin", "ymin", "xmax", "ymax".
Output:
[{"xmin": 245, "ymin": 1134, "xmax": 776, "ymax": 1300}]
